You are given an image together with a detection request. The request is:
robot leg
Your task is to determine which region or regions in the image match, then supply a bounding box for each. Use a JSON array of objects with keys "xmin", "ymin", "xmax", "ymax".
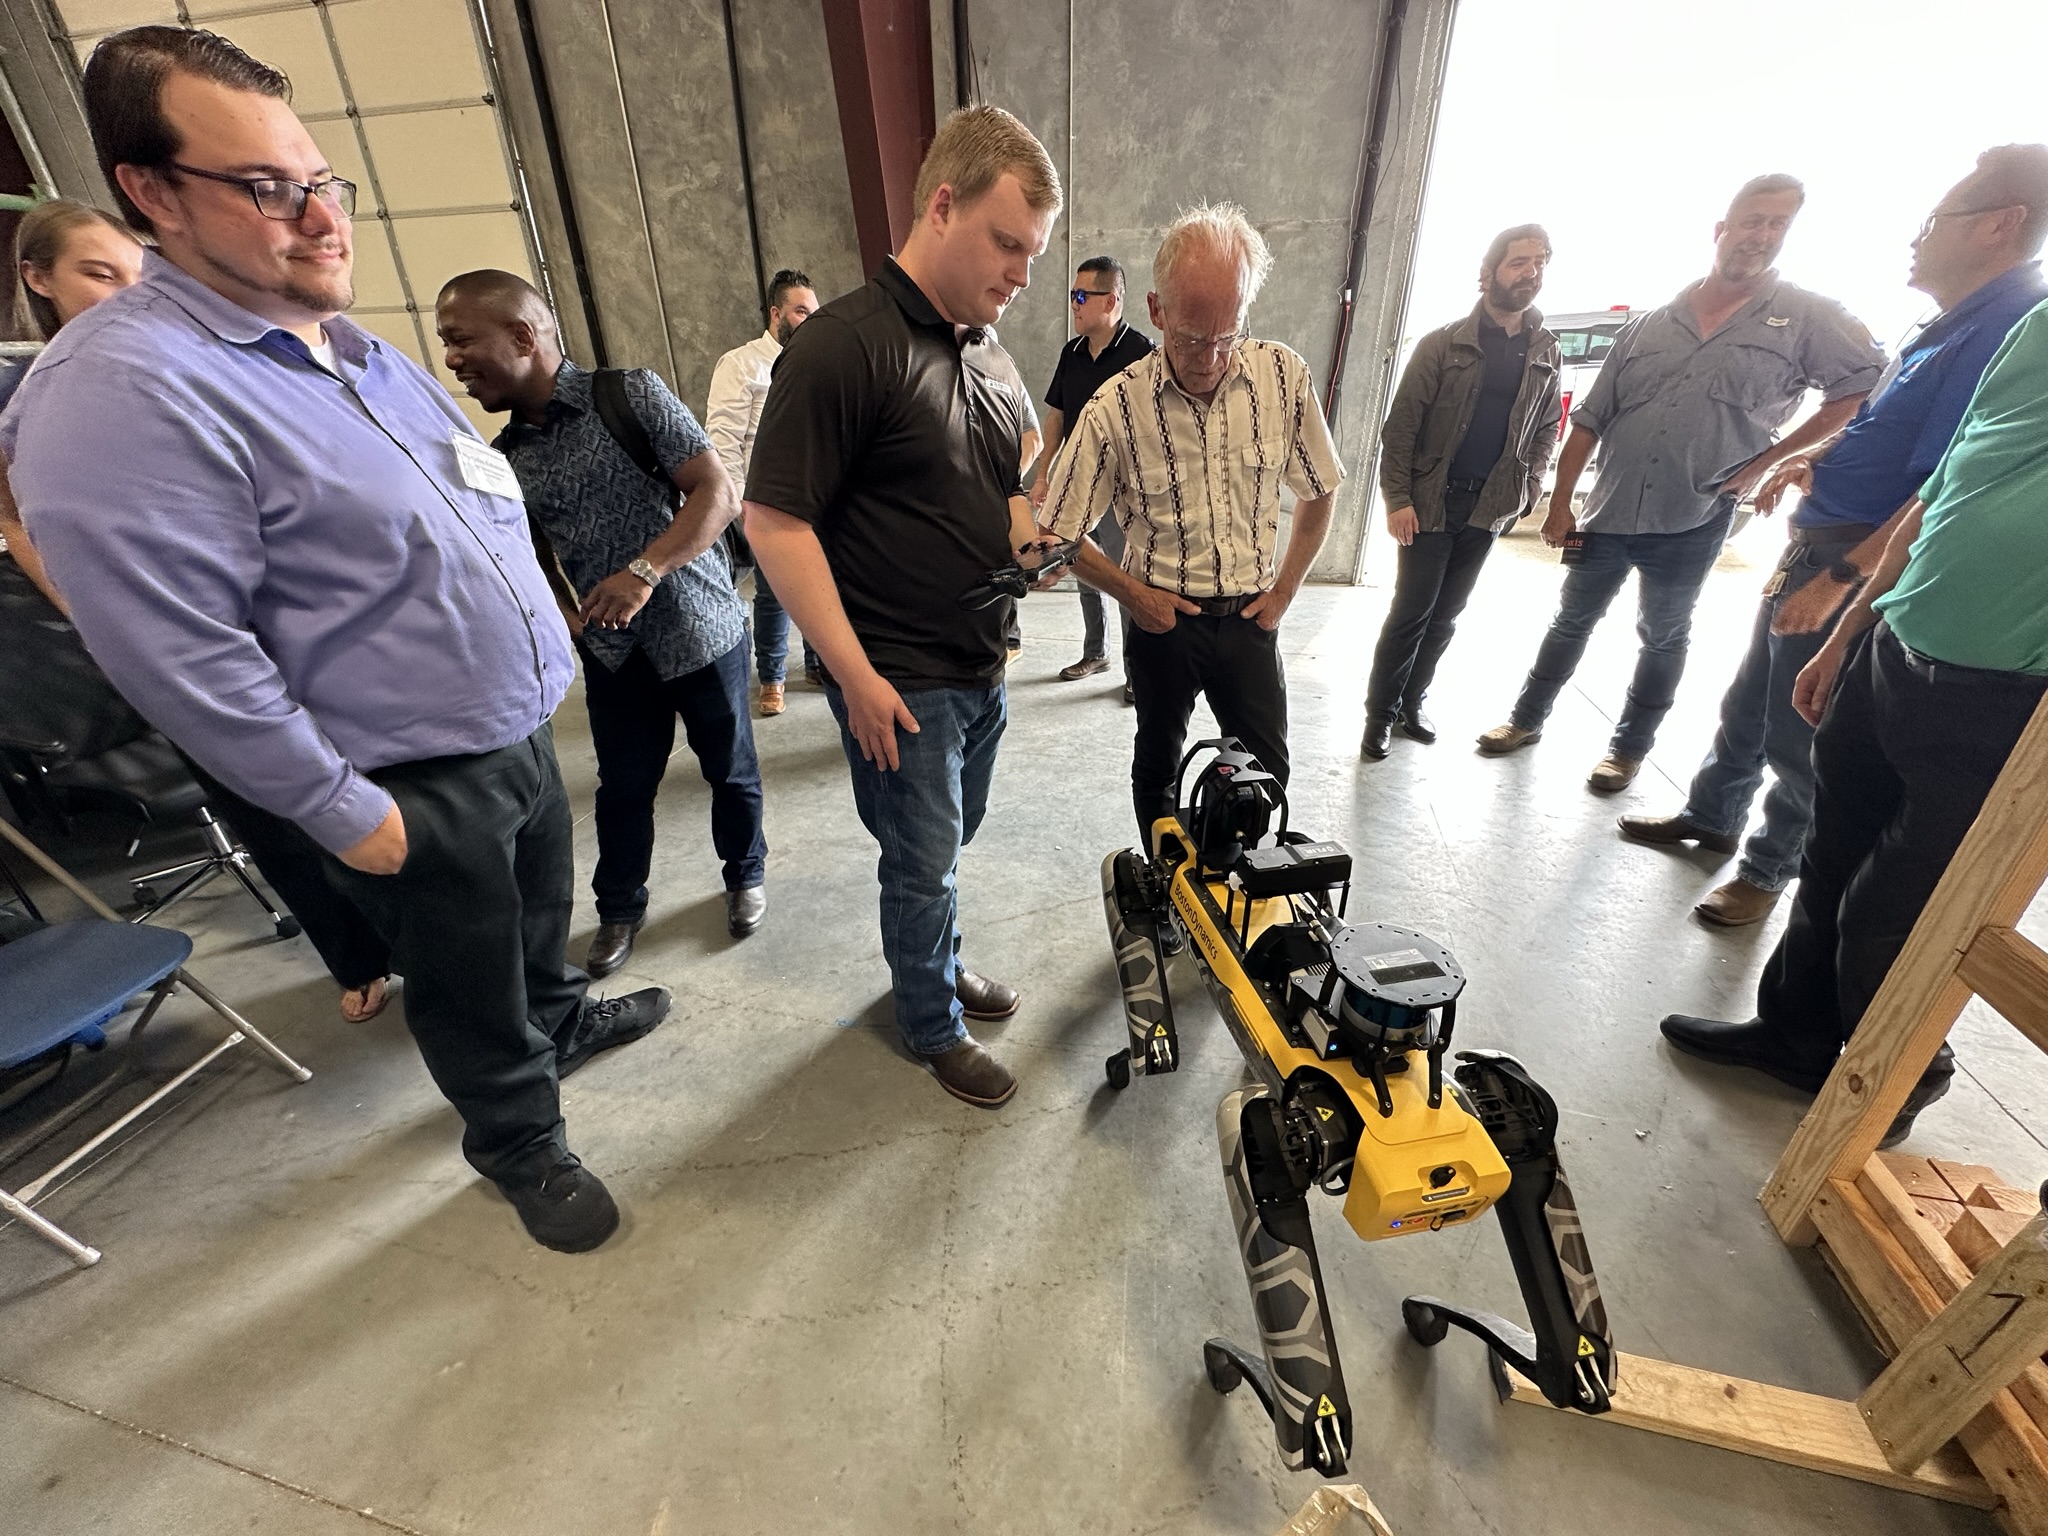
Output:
[
  {"xmin": 1402, "ymin": 1051, "xmax": 1615, "ymax": 1413},
  {"xmin": 1205, "ymin": 1086, "xmax": 1353, "ymax": 1474},
  {"xmin": 1100, "ymin": 849, "xmax": 1179, "ymax": 1088}
]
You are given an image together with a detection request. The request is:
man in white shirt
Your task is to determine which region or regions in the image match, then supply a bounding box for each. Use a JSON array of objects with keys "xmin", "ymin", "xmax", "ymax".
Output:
[{"xmin": 706, "ymin": 268, "xmax": 820, "ymax": 715}]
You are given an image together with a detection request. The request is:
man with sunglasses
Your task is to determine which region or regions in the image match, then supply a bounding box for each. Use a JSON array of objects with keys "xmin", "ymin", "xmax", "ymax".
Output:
[
  {"xmin": 1039, "ymin": 204, "xmax": 1343, "ymax": 838},
  {"xmin": 1029, "ymin": 256, "xmax": 1154, "ymax": 693},
  {"xmin": 0, "ymin": 28, "xmax": 659, "ymax": 1254}
]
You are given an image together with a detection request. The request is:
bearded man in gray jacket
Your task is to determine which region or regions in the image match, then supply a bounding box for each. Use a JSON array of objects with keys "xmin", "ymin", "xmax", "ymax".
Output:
[{"xmin": 1362, "ymin": 224, "xmax": 1562, "ymax": 759}]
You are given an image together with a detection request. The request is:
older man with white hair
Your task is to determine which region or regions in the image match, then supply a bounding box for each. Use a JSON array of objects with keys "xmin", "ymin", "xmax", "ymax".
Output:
[{"xmin": 1040, "ymin": 203, "xmax": 1344, "ymax": 836}]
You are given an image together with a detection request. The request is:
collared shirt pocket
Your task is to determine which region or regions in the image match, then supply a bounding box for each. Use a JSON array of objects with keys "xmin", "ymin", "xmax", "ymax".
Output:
[{"xmin": 1707, "ymin": 336, "xmax": 1800, "ymax": 415}]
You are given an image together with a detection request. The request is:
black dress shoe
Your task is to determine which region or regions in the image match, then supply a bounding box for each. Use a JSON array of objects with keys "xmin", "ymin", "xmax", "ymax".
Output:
[
  {"xmin": 1658, "ymin": 1014, "xmax": 1831, "ymax": 1093},
  {"xmin": 956, "ymin": 969, "xmax": 1020, "ymax": 1021},
  {"xmin": 1879, "ymin": 1046, "xmax": 1958, "ymax": 1150},
  {"xmin": 1361, "ymin": 721, "xmax": 1393, "ymax": 760},
  {"xmin": 726, "ymin": 884, "xmax": 767, "ymax": 938},
  {"xmin": 1399, "ymin": 707, "xmax": 1437, "ymax": 744},
  {"xmin": 557, "ymin": 986, "xmax": 672, "ymax": 1079},
  {"xmin": 496, "ymin": 1154, "xmax": 619, "ymax": 1252},
  {"xmin": 584, "ymin": 918, "xmax": 642, "ymax": 979}
]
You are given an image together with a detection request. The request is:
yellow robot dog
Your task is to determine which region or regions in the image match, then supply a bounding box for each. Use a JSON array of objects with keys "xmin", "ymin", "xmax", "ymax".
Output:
[{"xmin": 1101, "ymin": 738, "xmax": 1615, "ymax": 1475}]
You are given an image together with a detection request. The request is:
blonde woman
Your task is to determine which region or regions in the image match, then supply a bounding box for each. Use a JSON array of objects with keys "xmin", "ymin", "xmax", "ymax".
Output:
[{"xmin": 0, "ymin": 198, "xmax": 145, "ymax": 610}]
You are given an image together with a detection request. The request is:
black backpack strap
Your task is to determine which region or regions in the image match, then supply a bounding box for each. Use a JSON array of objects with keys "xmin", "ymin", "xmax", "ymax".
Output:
[{"xmin": 591, "ymin": 368, "xmax": 677, "ymax": 506}]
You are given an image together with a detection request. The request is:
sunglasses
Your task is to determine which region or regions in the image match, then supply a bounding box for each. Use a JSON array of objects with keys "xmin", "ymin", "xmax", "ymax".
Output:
[{"xmin": 1071, "ymin": 288, "xmax": 1117, "ymax": 306}]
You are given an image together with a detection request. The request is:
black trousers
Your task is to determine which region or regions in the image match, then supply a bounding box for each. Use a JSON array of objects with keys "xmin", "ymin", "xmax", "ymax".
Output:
[
  {"xmin": 327, "ymin": 725, "xmax": 587, "ymax": 1183},
  {"xmin": 1756, "ymin": 624, "xmax": 2047, "ymax": 1080},
  {"xmin": 1127, "ymin": 609, "xmax": 1288, "ymax": 838},
  {"xmin": 1364, "ymin": 514, "xmax": 1497, "ymax": 723},
  {"xmin": 186, "ymin": 761, "xmax": 391, "ymax": 990},
  {"xmin": 581, "ymin": 636, "xmax": 767, "ymax": 924}
]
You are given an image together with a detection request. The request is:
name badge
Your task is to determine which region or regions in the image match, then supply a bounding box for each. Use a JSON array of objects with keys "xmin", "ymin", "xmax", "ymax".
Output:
[{"xmin": 452, "ymin": 435, "xmax": 524, "ymax": 502}]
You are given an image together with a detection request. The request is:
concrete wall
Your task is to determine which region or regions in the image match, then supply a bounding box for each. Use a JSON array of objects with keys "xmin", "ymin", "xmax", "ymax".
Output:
[{"xmin": 518, "ymin": 0, "xmax": 863, "ymax": 411}]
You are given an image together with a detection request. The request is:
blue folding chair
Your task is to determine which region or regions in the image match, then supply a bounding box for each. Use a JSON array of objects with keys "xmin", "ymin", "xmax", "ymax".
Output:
[{"xmin": 0, "ymin": 816, "xmax": 310, "ymax": 1267}]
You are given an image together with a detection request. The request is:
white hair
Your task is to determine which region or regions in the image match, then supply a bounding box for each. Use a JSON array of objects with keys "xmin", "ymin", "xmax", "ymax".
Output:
[{"xmin": 1152, "ymin": 202, "xmax": 1273, "ymax": 304}]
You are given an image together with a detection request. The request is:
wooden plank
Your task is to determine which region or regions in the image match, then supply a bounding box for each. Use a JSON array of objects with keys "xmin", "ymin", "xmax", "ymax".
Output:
[
  {"xmin": 1972, "ymin": 1185, "xmax": 2043, "ymax": 1216},
  {"xmin": 1920, "ymin": 1198, "xmax": 1968, "ymax": 1239},
  {"xmin": 1501, "ymin": 1353, "xmax": 1992, "ymax": 1508},
  {"xmin": 1862, "ymin": 1213, "xmax": 2048, "ymax": 1472},
  {"xmin": 1935, "ymin": 1161, "xmax": 2010, "ymax": 1204},
  {"xmin": 1960, "ymin": 925, "xmax": 2048, "ymax": 1056},
  {"xmin": 1954, "ymin": 1207, "xmax": 2041, "ymax": 1273},
  {"xmin": 1763, "ymin": 693, "xmax": 2048, "ymax": 1247},
  {"xmin": 1813, "ymin": 1178, "xmax": 2048, "ymax": 1533},
  {"xmin": 1884, "ymin": 1153, "xmax": 1964, "ymax": 1205},
  {"xmin": 1857, "ymin": 1161, "xmax": 2048, "ymax": 1433}
]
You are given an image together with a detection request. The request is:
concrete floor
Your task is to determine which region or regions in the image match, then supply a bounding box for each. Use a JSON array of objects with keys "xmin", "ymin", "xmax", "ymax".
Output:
[{"xmin": 5, "ymin": 521, "xmax": 2044, "ymax": 1535}]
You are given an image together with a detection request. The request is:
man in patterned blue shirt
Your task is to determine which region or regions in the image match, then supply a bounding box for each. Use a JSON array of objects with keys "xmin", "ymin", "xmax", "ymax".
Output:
[{"xmin": 438, "ymin": 271, "xmax": 768, "ymax": 979}]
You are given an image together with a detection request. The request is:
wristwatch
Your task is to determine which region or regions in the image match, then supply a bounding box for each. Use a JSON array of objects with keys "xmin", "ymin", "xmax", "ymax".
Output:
[
  {"xmin": 627, "ymin": 556, "xmax": 661, "ymax": 588},
  {"xmin": 1827, "ymin": 557, "xmax": 1863, "ymax": 585}
]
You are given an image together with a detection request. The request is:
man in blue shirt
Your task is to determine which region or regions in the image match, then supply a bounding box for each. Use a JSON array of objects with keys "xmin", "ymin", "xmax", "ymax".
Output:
[
  {"xmin": 1622, "ymin": 148, "xmax": 2048, "ymax": 928},
  {"xmin": 436, "ymin": 269, "xmax": 766, "ymax": 979},
  {"xmin": 1, "ymin": 27, "xmax": 663, "ymax": 1252}
]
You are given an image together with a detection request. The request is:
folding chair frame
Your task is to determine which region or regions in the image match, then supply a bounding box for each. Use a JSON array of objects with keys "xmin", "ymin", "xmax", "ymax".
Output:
[{"xmin": 0, "ymin": 816, "xmax": 310, "ymax": 1268}]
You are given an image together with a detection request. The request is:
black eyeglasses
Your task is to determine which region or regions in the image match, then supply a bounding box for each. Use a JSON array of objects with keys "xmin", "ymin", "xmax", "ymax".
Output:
[
  {"xmin": 1071, "ymin": 287, "xmax": 1116, "ymax": 306},
  {"xmin": 168, "ymin": 163, "xmax": 357, "ymax": 222}
]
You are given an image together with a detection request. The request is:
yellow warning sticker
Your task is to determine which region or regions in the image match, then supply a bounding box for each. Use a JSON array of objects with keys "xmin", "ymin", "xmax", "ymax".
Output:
[
  {"xmin": 1154, "ymin": 1025, "xmax": 1168, "ymax": 1037},
  {"xmin": 1316, "ymin": 1394, "xmax": 1337, "ymax": 1417},
  {"xmin": 1316, "ymin": 1106, "xmax": 1334, "ymax": 1121},
  {"xmin": 1577, "ymin": 1336, "xmax": 1597, "ymax": 1358}
]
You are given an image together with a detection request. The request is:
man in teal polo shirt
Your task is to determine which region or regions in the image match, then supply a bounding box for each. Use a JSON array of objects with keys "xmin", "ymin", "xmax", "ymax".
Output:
[{"xmin": 1660, "ymin": 287, "xmax": 2048, "ymax": 1147}]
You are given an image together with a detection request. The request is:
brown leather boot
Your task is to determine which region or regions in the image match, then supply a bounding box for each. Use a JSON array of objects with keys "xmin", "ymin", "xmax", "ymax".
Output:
[
  {"xmin": 1587, "ymin": 754, "xmax": 1643, "ymax": 792},
  {"xmin": 759, "ymin": 682, "xmax": 785, "ymax": 716},
  {"xmin": 922, "ymin": 1036, "xmax": 1017, "ymax": 1107},
  {"xmin": 955, "ymin": 969, "xmax": 1020, "ymax": 1021},
  {"xmin": 1694, "ymin": 878, "xmax": 1780, "ymax": 927},
  {"xmin": 1618, "ymin": 812, "xmax": 1739, "ymax": 854}
]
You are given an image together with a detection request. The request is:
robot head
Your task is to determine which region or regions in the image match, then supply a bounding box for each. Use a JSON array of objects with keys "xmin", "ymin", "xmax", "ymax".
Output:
[{"xmin": 1180, "ymin": 738, "xmax": 1285, "ymax": 873}]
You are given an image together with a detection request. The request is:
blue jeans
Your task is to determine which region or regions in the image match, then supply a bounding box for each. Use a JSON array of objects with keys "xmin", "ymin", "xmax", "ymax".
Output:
[
  {"xmin": 751, "ymin": 575, "xmax": 818, "ymax": 685},
  {"xmin": 826, "ymin": 681, "xmax": 1007, "ymax": 1056},
  {"xmin": 1681, "ymin": 540, "xmax": 1846, "ymax": 891},
  {"xmin": 1510, "ymin": 505, "xmax": 1732, "ymax": 759}
]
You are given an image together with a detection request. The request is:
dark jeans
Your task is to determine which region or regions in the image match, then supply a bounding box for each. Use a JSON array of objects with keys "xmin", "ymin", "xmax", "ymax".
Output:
[
  {"xmin": 1364, "ymin": 502, "xmax": 1496, "ymax": 724},
  {"xmin": 1511, "ymin": 504, "xmax": 1733, "ymax": 758},
  {"xmin": 1078, "ymin": 515, "xmax": 1129, "ymax": 673},
  {"xmin": 185, "ymin": 761, "xmax": 390, "ymax": 990},
  {"xmin": 326, "ymin": 726, "xmax": 587, "ymax": 1183},
  {"xmin": 1756, "ymin": 624, "xmax": 2047, "ymax": 1081},
  {"xmin": 1127, "ymin": 609, "xmax": 1288, "ymax": 838},
  {"xmin": 826, "ymin": 681, "xmax": 1007, "ymax": 1056},
  {"xmin": 582, "ymin": 637, "xmax": 767, "ymax": 924},
  {"xmin": 1682, "ymin": 536, "xmax": 1855, "ymax": 891},
  {"xmin": 751, "ymin": 571, "xmax": 818, "ymax": 685}
]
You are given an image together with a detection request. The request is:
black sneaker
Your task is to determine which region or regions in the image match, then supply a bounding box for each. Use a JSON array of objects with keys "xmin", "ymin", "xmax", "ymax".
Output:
[
  {"xmin": 497, "ymin": 1154, "xmax": 619, "ymax": 1252},
  {"xmin": 556, "ymin": 987, "xmax": 671, "ymax": 1080}
]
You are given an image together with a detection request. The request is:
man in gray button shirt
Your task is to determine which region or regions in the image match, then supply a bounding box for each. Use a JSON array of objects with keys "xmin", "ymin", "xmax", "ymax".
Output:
[{"xmin": 1480, "ymin": 175, "xmax": 1883, "ymax": 790}]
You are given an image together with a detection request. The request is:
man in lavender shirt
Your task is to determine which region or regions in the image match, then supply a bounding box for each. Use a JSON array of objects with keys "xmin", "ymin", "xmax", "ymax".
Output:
[{"xmin": 0, "ymin": 27, "xmax": 663, "ymax": 1252}]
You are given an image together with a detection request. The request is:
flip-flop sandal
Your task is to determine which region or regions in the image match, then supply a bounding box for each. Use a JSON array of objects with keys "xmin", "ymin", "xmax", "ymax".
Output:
[{"xmin": 339, "ymin": 976, "xmax": 391, "ymax": 1024}]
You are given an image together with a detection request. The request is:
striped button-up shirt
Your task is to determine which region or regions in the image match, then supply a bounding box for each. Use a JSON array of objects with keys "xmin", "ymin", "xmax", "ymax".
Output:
[{"xmin": 1041, "ymin": 339, "xmax": 1345, "ymax": 597}]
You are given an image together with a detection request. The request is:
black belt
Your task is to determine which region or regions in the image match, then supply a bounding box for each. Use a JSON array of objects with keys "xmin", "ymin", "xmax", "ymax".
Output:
[
  {"xmin": 1444, "ymin": 474, "xmax": 1489, "ymax": 493},
  {"xmin": 1169, "ymin": 591, "xmax": 1256, "ymax": 616},
  {"xmin": 1885, "ymin": 624, "xmax": 2046, "ymax": 688},
  {"xmin": 1788, "ymin": 523, "xmax": 1872, "ymax": 548}
]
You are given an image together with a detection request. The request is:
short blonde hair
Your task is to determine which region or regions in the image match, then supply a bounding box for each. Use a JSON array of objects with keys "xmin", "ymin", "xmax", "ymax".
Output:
[
  {"xmin": 1153, "ymin": 202, "xmax": 1273, "ymax": 305},
  {"xmin": 912, "ymin": 105, "xmax": 1062, "ymax": 222}
]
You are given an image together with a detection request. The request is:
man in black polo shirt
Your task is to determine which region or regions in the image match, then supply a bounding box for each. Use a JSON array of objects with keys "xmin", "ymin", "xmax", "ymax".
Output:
[
  {"xmin": 1030, "ymin": 255, "xmax": 1154, "ymax": 689},
  {"xmin": 743, "ymin": 106, "xmax": 1062, "ymax": 1108}
]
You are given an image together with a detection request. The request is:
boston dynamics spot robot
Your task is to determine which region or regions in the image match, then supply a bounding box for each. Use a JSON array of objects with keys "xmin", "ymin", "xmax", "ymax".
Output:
[{"xmin": 1100, "ymin": 739, "xmax": 1616, "ymax": 1475}]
